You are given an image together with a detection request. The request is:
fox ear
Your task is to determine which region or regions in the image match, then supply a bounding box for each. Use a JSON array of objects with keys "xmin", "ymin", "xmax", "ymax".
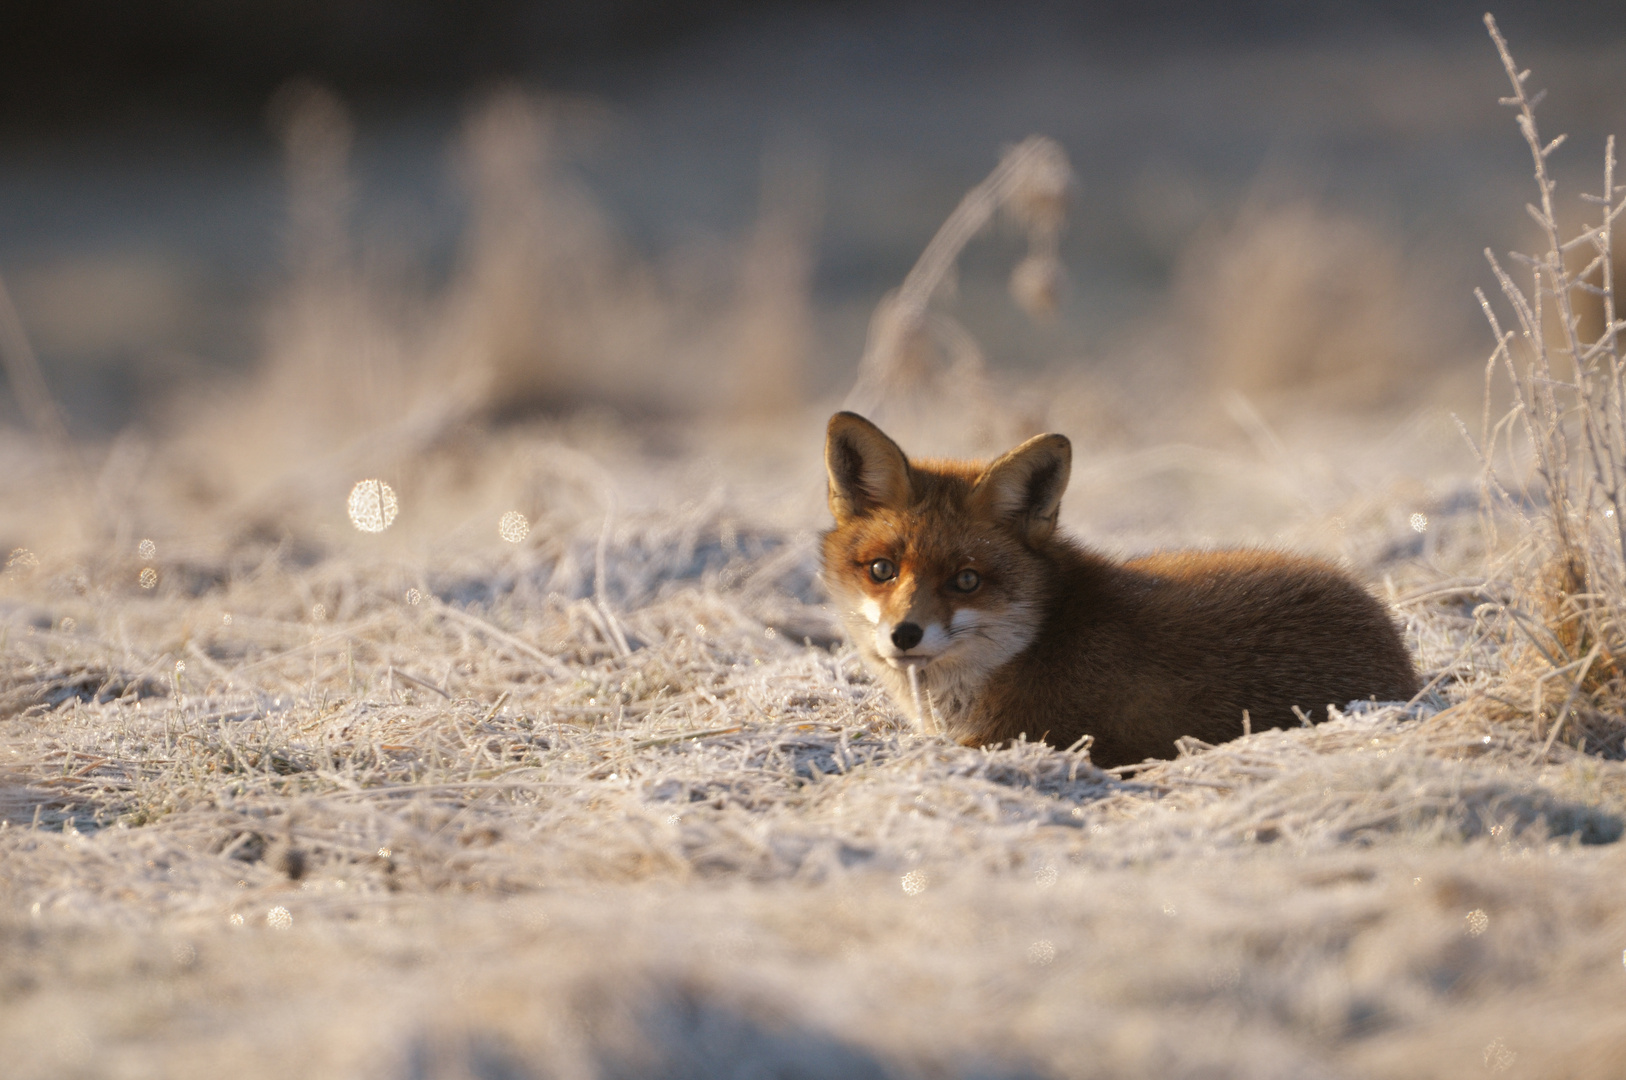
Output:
[
  {"xmin": 970, "ymin": 433, "xmax": 1072, "ymax": 543},
  {"xmin": 826, "ymin": 412, "xmax": 912, "ymax": 522}
]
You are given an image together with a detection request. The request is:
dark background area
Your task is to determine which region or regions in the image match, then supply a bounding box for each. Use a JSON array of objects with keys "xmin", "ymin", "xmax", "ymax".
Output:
[
  {"xmin": 7, "ymin": 0, "xmax": 1626, "ymax": 135},
  {"xmin": 3, "ymin": 1, "xmax": 1626, "ymax": 434}
]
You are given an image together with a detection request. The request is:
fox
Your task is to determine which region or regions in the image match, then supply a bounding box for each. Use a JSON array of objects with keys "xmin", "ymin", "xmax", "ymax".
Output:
[{"xmin": 820, "ymin": 411, "xmax": 1420, "ymax": 768}]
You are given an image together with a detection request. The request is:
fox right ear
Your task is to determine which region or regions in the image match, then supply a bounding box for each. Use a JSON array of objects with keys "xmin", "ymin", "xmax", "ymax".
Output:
[
  {"xmin": 825, "ymin": 412, "xmax": 912, "ymax": 522},
  {"xmin": 969, "ymin": 432, "xmax": 1072, "ymax": 544}
]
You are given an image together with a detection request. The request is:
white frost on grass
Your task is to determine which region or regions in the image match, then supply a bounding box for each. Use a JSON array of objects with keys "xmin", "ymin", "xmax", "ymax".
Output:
[{"xmin": 0, "ymin": 403, "xmax": 1622, "ymax": 1080}]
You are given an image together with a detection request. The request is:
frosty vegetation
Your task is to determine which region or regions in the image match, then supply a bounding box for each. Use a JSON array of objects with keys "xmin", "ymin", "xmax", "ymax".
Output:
[{"xmin": 3, "ymin": 18, "xmax": 1626, "ymax": 1080}]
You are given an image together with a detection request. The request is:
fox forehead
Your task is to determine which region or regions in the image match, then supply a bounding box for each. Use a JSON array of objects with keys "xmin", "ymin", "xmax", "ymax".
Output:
[
  {"xmin": 826, "ymin": 508, "xmax": 1013, "ymax": 585},
  {"xmin": 821, "ymin": 455, "xmax": 1039, "ymax": 583},
  {"xmin": 847, "ymin": 458, "xmax": 980, "ymax": 527}
]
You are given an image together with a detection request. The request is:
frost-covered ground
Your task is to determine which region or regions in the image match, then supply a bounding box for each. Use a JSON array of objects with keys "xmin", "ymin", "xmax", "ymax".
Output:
[{"xmin": 4, "ymin": 397, "xmax": 1626, "ymax": 1080}]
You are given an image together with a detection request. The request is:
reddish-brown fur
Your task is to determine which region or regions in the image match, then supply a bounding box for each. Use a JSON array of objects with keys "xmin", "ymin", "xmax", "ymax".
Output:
[{"xmin": 821, "ymin": 412, "xmax": 1420, "ymax": 768}]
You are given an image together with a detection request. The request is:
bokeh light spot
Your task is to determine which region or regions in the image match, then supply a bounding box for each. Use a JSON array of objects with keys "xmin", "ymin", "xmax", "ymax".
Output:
[
  {"xmin": 901, "ymin": 870, "xmax": 928, "ymax": 896},
  {"xmin": 498, "ymin": 510, "xmax": 530, "ymax": 543},
  {"xmin": 6, "ymin": 548, "xmax": 38, "ymax": 575},
  {"xmin": 405, "ymin": 588, "xmax": 422, "ymax": 606},
  {"xmin": 1027, "ymin": 940, "xmax": 1056, "ymax": 965},
  {"xmin": 1466, "ymin": 908, "xmax": 1489, "ymax": 936},
  {"xmin": 347, "ymin": 479, "xmax": 399, "ymax": 533},
  {"xmin": 138, "ymin": 568, "xmax": 158, "ymax": 590},
  {"xmin": 266, "ymin": 906, "xmax": 293, "ymax": 930},
  {"xmin": 1410, "ymin": 512, "xmax": 1428, "ymax": 533},
  {"xmin": 137, "ymin": 539, "xmax": 156, "ymax": 560}
]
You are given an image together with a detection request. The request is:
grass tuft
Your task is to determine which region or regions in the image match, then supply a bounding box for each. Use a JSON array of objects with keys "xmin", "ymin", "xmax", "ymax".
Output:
[{"xmin": 1470, "ymin": 14, "xmax": 1626, "ymax": 757}]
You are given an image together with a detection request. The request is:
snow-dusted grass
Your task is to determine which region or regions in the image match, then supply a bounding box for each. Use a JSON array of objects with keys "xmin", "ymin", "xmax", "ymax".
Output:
[{"xmin": 3, "ymin": 399, "xmax": 1625, "ymax": 1079}]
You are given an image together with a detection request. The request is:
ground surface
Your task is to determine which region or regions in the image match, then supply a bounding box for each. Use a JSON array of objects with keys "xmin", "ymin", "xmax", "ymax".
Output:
[{"xmin": 3, "ymin": 396, "xmax": 1625, "ymax": 1080}]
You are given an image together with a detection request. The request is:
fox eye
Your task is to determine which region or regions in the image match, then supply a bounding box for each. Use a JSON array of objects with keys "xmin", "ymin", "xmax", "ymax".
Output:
[
  {"xmin": 952, "ymin": 569, "xmax": 981, "ymax": 592},
  {"xmin": 868, "ymin": 558, "xmax": 897, "ymax": 583}
]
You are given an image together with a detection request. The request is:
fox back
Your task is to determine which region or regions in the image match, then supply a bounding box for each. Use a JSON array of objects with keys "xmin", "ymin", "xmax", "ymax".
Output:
[{"xmin": 820, "ymin": 412, "xmax": 1420, "ymax": 768}]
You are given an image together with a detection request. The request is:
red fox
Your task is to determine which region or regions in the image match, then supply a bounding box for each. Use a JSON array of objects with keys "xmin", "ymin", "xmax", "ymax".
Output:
[{"xmin": 820, "ymin": 412, "xmax": 1420, "ymax": 768}]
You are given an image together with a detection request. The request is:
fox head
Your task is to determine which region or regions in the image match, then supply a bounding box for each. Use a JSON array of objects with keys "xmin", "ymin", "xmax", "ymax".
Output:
[{"xmin": 820, "ymin": 411, "xmax": 1071, "ymax": 732}]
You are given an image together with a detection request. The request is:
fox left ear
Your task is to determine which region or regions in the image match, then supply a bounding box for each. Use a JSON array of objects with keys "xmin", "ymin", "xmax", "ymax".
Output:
[
  {"xmin": 826, "ymin": 412, "xmax": 912, "ymax": 522},
  {"xmin": 969, "ymin": 433, "xmax": 1072, "ymax": 543}
]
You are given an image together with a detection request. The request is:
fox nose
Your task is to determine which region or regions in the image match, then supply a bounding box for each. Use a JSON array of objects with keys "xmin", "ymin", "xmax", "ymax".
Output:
[{"xmin": 891, "ymin": 622, "xmax": 924, "ymax": 651}]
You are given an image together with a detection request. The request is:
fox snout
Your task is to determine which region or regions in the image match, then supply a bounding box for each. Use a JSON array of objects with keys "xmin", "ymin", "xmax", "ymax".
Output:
[
  {"xmin": 867, "ymin": 601, "xmax": 956, "ymax": 666},
  {"xmin": 876, "ymin": 617, "xmax": 939, "ymax": 663}
]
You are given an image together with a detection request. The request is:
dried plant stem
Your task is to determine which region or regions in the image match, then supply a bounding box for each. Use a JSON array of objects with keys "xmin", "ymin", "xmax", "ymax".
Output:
[
  {"xmin": 595, "ymin": 495, "xmax": 633, "ymax": 658},
  {"xmin": 845, "ymin": 136, "xmax": 1072, "ymax": 413},
  {"xmin": 1476, "ymin": 15, "xmax": 1626, "ymax": 753}
]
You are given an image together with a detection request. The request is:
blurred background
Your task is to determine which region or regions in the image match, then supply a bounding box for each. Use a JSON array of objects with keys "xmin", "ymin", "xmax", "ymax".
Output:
[{"xmin": 2, "ymin": 0, "xmax": 1625, "ymax": 440}]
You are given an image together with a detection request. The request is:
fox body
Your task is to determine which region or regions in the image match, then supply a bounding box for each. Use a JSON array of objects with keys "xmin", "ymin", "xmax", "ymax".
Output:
[{"xmin": 820, "ymin": 412, "xmax": 1420, "ymax": 768}]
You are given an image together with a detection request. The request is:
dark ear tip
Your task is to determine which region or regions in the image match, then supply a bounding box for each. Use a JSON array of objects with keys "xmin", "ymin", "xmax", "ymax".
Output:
[{"xmin": 828, "ymin": 411, "xmax": 870, "ymax": 433}]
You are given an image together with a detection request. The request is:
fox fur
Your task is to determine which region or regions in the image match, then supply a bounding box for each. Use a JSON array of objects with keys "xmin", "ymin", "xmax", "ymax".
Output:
[{"xmin": 820, "ymin": 411, "xmax": 1420, "ymax": 768}]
